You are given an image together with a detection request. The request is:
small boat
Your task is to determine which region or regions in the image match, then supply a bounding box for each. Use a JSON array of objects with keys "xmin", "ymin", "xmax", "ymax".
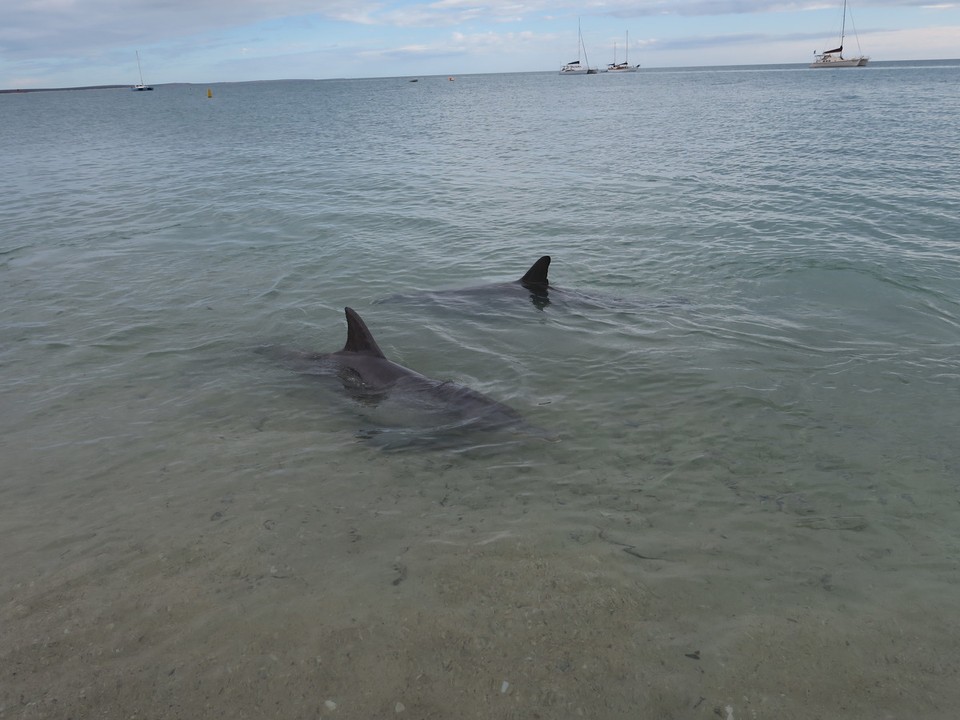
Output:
[
  {"xmin": 606, "ymin": 32, "xmax": 639, "ymax": 73},
  {"xmin": 560, "ymin": 19, "xmax": 598, "ymax": 75},
  {"xmin": 810, "ymin": 0, "xmax": 868, "ymax": 68},
  {"xmin": 131, "ymin": 51, "xmax": 153, "ymax": 91}
]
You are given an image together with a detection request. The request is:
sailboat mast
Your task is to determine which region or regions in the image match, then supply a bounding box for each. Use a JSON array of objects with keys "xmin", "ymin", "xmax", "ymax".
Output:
[
  {"xmin": 840, "ymin": 0, "xmax": 847, "ymax": 46},
  {"xmin": 625, "ymin": 31, "xmax": 629, "ymax": 65},
  {"xmin": 577, "ymin": 18, "xmax": 582, "ymax": 63},
  {"xmin": 580, "ymin": 21, "xmax": 590, "ymax": 68},
  {"xmin": 136, "ymin": 51, "xmax": 145, "ymax": 86}
]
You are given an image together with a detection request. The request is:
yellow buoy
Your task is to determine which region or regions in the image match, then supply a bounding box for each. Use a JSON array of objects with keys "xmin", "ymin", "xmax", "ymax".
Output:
[{"xmin": 207, "ymin": 88, "xmax": 213, "ymax": 98}]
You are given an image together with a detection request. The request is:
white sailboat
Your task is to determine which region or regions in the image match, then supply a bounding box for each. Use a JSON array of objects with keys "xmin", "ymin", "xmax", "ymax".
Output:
[
  {"xmin": 131, "ymin": 51, "xmax": 154, "ymax": 91},
  {"xmin": 606, "ymin": 31, "xmax": 639, "ymax": 73},
  {"xmin": 560, "ymin": 19, "xmax": 598, "ymax": 75},
  {"xmin": 810, "ymin": 0, "xmax": 868, "ymax": 68}
]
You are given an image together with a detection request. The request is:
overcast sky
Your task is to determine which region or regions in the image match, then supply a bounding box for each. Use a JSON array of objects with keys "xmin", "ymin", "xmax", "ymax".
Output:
[{"xmin": 1, "ymin": 0, "xmax": 958, "ymax": 88}]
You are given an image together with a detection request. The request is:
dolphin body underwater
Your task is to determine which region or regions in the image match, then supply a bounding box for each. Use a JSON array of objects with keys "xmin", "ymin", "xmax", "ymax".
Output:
[
  {"xmin": 268, "ymin": 307, "xmax": 536, "ymax": 449},
  {"xmin": 376, "ymin": 255, "xmax": 557, "ymax": 310},
  {"xmin": 375, "ymin": 255, "xmax": 683, "ymax": 311}
]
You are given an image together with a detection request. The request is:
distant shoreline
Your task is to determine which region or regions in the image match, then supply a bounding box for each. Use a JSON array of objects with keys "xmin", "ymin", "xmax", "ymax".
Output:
[
  {"xmin": 0, "ymin": 85, "xmax": 130, "ymax": 94},
  {"xmin": 3, "ymin": 58, "xmax": 958, "ymax": 94}
]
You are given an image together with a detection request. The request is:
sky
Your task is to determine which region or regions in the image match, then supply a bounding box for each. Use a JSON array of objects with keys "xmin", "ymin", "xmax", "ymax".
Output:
[{"xmin": 1, "ymin": 0, "xmax": 958, "ymax": 88}]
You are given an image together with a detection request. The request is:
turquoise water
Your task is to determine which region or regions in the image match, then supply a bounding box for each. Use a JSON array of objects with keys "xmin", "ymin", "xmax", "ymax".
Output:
[{"xmin": 3, "ymin": 62, "xmax": 960, "ymax": 717}]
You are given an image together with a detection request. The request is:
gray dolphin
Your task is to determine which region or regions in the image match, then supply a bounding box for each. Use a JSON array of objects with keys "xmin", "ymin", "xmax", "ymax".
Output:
[
  {"xmin": 269, "ymin": 307, "xmax": 532, "ymax": 448},
  {"xmin": 375, "ymin": 255, "xmax": 685, "ymax": 311},
  {"xmin": 376, "ymin": 255, "xmax": 554, "ymax": 309}
]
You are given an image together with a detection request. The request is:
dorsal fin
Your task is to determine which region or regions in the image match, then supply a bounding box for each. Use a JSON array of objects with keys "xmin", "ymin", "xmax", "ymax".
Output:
[
  {"xmin": 519, "ymin": 255, "xmax": 551, "ymax": 289},
  {"xmin": 342, "ymin": 307, "xmax": 386, "ymax": 358}
]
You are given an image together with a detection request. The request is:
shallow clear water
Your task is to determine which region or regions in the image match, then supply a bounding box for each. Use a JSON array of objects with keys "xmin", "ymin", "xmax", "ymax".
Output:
[{"xmin": 3, "ymin": 62, "xmax": 960, "ymax": 717}]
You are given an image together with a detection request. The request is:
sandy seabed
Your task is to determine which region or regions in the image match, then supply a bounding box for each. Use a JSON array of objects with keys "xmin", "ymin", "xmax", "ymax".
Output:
[{"xmin": 3, "ymin": 428, "xmax": 959, "ymax": 720}]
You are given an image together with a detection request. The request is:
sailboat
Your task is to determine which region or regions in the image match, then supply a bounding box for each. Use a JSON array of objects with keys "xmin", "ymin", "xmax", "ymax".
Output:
[
  {"xmin": 560, "ymin": 19, "xmax": 598, "ymax": 75},
  {"xmin": 131, "ymin": 51, "xmax": 154, "ymax": 91},
  {"xmin": 810, "ymin": 0, "xmax": 868, "ymax": 68},
  {"xmin": 607, "ymin": 31, "xmax": 639, "ymax": 73}
]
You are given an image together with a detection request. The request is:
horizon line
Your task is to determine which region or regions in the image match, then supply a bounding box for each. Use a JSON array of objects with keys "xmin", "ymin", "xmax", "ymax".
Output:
[{"xmin": 4, "ymin": 57, "xmax": 958, "ymax": 94}]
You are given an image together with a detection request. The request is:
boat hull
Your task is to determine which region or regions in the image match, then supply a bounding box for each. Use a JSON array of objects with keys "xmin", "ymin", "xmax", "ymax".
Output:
[
  {"xmin": 810, "ymin": 55, "xmax": 868, "ymax": 68},
  {"xmin": 561, "ymin": 63, "xmax": 597, "ymax": 75}
]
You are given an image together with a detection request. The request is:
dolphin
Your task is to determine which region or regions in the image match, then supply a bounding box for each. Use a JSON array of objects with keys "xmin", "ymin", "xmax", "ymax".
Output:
[
  {"xmin": 267, "ymin": 307, "xmax": 532, "ymax": 449},
  {"xmin": 376, "ymin": 256, "xmax": 554, "ymax": 309},
  {"xmin": 375, "ymin": 255, "xmax": 686, "ymax": 311}
]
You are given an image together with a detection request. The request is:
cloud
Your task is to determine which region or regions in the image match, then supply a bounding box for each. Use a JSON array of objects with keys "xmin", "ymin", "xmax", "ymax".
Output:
[
  {"xmin": 0, "ymin": 1, "xmax": 375, "ymax": 56},
  {"xmin": 2, "ymin": 0, "xmax": 954, "ymax": 61},
  {"xmin": 3, "ymin": 0, "xmax": 959, "ymax": 86},
  {"xmin": 867, "ymin": 23, "xmax": 960, "ymax": 56},
  {"xmin": 362, "ymin": 27, "xmax": 539, "ymax": 63}
]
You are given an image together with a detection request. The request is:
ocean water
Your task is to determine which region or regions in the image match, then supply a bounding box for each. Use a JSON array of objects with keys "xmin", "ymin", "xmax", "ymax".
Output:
[{"xmin": 2, "ymin": 61, "xmax": 960, "ymax": 718}]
